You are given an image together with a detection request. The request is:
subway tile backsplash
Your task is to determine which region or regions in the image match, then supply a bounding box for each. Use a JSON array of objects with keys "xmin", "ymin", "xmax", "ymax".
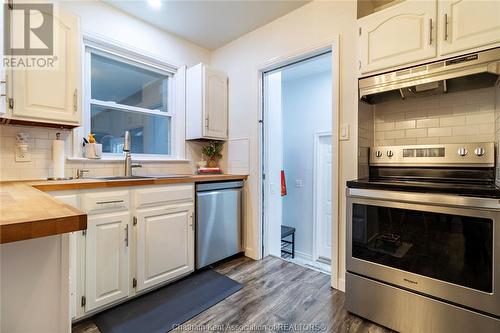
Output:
[
  {"xmin": 373, "ymin": 87, "xmax": 496, "ymax": 146},
  {"xmin": 0, "ymin": 125, "xmax": 202, "ymax": 181}
]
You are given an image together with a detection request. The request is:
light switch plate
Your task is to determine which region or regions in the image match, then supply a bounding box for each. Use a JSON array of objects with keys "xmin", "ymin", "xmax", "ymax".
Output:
[{"xmin": 340, "ymin": 124, "xmax": 350, "ymax": 141}]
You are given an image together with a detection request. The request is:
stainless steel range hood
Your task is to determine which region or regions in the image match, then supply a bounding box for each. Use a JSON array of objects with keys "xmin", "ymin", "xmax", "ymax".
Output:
[{"xmin": 359, "ymin": 47, "xmax": 500, "ymax": 104}]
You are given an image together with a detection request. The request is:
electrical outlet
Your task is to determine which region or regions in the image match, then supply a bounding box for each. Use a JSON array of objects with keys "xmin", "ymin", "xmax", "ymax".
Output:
[
  {"xmin": 15, "ymin": 152, "xmax": 31, "ymax": 162},
  {"xmin": 270, "ymin": 182, "xmax": 276, "ymax": 194},
  {"xmin": 15, "ymin": 132, "xmax": 31, "ymax": 162}
]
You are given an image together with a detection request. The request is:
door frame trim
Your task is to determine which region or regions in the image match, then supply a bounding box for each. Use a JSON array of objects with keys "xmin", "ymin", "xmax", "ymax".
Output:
[{"xmin": 257, "ymin": 37, "xmax": 341, "ymax": 289}]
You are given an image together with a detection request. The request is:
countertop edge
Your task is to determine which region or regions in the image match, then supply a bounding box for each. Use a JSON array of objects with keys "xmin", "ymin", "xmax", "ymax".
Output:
[{"xmin": 0, "ymin": 174, "xmax": 248, "ymax": 244}]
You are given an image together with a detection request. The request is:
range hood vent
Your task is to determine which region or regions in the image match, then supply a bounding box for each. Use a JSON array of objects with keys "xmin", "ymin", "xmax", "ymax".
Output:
[{"xmin": 359, "ymin": 48, "xmax": 500, "ymax": 104}]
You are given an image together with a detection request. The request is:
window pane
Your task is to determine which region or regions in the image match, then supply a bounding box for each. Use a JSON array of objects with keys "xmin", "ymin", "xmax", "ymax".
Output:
[
  {"xmin": 91, "ymin": 105, "xmax": 171, "ymax": 155},
  {"xmin": 91, "ymin": 53, "xmax": 168, "ymax": 112}
]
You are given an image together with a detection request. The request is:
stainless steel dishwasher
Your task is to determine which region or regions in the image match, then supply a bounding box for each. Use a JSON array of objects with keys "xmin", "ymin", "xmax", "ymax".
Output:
[{"xmin": 196, "ymin": 181, "xmax": 243, "ymax": 269}]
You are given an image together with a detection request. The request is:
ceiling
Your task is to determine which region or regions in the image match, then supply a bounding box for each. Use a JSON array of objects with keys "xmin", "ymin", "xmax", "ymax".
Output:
[
  {"xmin": 104, "ymin": 0, "xmax": 310, "ymax": 50},
  {"xmin": 281, "ymin": 53, "xmax": 331, "ymax": 82}
]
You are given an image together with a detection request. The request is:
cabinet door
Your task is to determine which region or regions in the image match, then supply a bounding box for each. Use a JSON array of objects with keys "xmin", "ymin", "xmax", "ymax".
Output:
[
  {"xmin": 203, "ymin": 66, "xmax": 228, "ymax": 139},
  {"xmin": 11, "ymin": 9, "xmax": 81, "ymax": 125},
  {"xmin": 359, "ymin": 0, "xmax": 437, "ymax": 74},
  {"xmin": 85, "ymin": 211, "xmax": 130, "ymax": 311},
  {"xmin": 135, "ymin": 204, "xmax": 194, "ymax": 292},
  {"xmin": 439, "ymin": 0, "xmax": 500, "ymax": 56}
]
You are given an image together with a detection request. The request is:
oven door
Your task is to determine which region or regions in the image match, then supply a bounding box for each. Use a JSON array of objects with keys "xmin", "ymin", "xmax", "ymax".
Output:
[{"xmin": 347, "ymin": 188, "xmax": 500, "ymax": 316}]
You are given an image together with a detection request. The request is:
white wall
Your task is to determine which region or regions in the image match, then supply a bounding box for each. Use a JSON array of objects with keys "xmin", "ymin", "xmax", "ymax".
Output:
[
  {"xmin": 211, "ymin": 0, "xmax": 358, "ymax": 287},
  {"xmin": 0, "ymin": 0, "xmax": 211, "ymax": 180},
  {"xmin": 60, "ymin": 0, "xmax": 210, "ymax": 67},
  {"xmin": 282, "ymin": 70, "xmax": 332, "ymax": 259}
]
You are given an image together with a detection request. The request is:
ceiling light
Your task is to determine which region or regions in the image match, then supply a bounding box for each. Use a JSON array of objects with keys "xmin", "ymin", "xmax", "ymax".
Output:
[{"xmin": 147, "ymin": 0, "xmax": 161, "ymax": 9}]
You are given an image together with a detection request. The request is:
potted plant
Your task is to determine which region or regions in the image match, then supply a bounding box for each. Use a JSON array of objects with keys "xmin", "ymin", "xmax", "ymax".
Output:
[{"xmin": 201, "ymin": 141, "xmax": 224, "ymax": 168}]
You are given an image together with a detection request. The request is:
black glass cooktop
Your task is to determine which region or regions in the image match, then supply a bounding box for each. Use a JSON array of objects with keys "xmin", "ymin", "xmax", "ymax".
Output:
[{"xmin": 347, "ymin": 178, "xmax": 500, "ymax": 198}]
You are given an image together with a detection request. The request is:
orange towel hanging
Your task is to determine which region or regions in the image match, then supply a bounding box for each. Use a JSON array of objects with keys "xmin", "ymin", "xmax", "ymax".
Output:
[{"xmin": 281, "ymin": 170, "xmax": 287, "ymax": 196}]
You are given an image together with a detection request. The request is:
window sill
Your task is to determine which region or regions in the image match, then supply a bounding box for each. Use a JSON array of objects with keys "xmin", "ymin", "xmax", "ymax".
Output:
[{"xmin": 67, "ymin": 157, "xmax": 191, "ymax": 163}]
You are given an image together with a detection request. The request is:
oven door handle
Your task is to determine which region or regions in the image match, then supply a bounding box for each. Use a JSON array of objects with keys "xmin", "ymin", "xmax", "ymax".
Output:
[{"xmin": 347, "ymin": 188, "xmax": 500, "ymax": 210}]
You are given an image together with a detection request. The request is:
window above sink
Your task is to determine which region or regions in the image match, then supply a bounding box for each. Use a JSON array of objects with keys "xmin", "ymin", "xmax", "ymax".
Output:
[{"xmin": 71, "ymin": 34, "xmax": 187, "ymax": 162}]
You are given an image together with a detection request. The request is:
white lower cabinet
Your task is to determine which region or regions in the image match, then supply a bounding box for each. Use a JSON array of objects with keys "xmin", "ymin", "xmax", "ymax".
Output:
[
  {"xmin": 135, "ymin": 204, "xmax": 194, "ymax": 292},
  {"xmin": 51, "ymin": 184, "xmax": 195, "ymax": 320},
  {"xmin": 85, "ymin": 211, "xmax": 131, "ymax": 312}
]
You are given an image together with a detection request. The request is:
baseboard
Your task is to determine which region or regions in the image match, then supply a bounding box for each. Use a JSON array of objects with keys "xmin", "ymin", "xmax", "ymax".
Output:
[{"xmin": 294, "ymin": 250, "xmax": 313, "ymax": 261}]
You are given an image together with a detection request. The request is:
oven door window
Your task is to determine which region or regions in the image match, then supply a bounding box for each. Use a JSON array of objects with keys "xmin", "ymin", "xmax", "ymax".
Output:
[{"xmin": 352, "ymin": 204, "xmax": 493, "ymax": 293}]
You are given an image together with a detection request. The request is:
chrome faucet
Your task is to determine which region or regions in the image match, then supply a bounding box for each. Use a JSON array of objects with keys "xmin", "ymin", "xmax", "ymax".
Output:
[{"xmin": 123, "ymin": 131, "xmax": 142, "ymax": 176}]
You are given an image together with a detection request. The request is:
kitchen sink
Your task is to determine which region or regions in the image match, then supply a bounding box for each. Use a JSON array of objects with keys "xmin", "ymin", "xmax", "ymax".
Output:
[
  {"xmin": 88, "ymin": 175, "xmax": 192, "ymax": 180},
  {"xmin": 89, "ymin": 175, "xmax": 151, "ymax": 180},
  {"xmin": 143, "ymin": 174, "xmax": 192, "ymax": 179}
]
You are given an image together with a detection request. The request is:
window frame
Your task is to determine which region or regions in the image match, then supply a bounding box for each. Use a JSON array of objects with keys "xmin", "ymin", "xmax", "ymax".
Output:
[{"xmin": 72, "ymin": 34, "xmax": 187, "ymax": 161}]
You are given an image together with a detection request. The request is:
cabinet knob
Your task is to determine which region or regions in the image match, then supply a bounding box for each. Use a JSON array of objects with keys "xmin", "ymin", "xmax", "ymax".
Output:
[{"xmin": 457, "ymin": 148, "xmax": 468, "ymax": 157}]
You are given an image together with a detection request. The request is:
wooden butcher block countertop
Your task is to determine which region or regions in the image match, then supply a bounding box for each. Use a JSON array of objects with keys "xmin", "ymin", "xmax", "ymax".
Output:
[{"xmin": 0, "ymin": 174, "xmax": 247, "ymax": 244}]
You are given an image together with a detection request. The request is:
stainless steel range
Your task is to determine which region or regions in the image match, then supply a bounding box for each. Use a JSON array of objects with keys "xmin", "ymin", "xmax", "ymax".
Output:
[{"xmin": 346, "ymin": 143, "xmax": 500, "ymax": 333}]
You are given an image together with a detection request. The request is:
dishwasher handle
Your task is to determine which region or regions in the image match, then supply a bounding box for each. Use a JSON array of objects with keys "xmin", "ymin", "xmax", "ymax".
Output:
[{"xmin": 196, "ymin": 181, "xmax": 243, "ymax": 192}]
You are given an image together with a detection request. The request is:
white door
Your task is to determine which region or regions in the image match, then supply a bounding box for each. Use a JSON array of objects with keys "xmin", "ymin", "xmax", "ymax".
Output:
[
  {"xmin": 263, "ymin": 71, "xmax": 283, "ymax": 258},
  {"xmin": 439, "ymin": 0, "xmax": 500, "ymax": 56},
  {"xmin": 359, "ymin": 0, "xmax": 437, "ymax": 74},
  {"xmin": 315, "ymin": 134, "xmax": 332, "ymax": 262},
  {"xmin": 11, "ymin": 9, "xmax": 81, "ymax": 125},
  {"xmin": 203, "ymin": 66, "xmax": 228, "ymax": 139},
  {"xmin": 85, "ymin": 211, "xmax": 130, "ymax": 312},
  {"xmin": 135, "ymin": 204, "xmax": 194, "ymax": 292}
]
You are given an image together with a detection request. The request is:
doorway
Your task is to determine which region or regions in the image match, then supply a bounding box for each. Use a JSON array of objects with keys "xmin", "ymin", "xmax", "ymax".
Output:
[{"xmin": 261, "ymin": 52, "xmax": 334, "ymax": 274}]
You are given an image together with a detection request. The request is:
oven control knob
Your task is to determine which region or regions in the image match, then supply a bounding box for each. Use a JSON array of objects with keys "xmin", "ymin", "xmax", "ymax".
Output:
[
  {"xmin": 474, "ymin": 147, "xmax": 485, "ymax": 157},
  {"xmin": 386, "ymin": 150, "xmax": 394, "ymax": 158},
  {"xmin": 457, "ymin": 148, "xmax": 468, "ymax": 157},
  {"xmin": 375, "ymin": 150, "xmax": 382, "ymax": 158}
]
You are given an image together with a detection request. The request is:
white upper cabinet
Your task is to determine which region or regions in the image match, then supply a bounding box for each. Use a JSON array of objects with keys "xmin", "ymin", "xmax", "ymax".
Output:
[
  {"xmin": 358, "ymin": 0, "xmax": 500, "ymax": 75},
  {"xmin": 9, "ymin": 9, "xmax": 81, "ymax": 126},
  {"xmin": 439, "ymin": 0, "xmax": 500, "ymax": 56},
  {"xmin": 85, "ymin": 211, "xmax": 130, "ymax": 312},
  {"xmin": 358, "ymin": 0, "xmax": 437, "ymax": 74},
  {"xmin": 186, "ymin": 63, "xmax": 228, "ymax": 140},
  {"xmin": 135, "ymin": 204, "xmax": 194, "ymax": 292}
]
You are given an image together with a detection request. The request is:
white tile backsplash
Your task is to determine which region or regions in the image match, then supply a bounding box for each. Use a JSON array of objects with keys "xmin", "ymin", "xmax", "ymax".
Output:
[
  {"xmin": 374, "ymin": 87, "xmax": 496, "ymax": 146},
  {"xmin": 0, "ymin": 124, "xmax": 205, "ymax": 181}
]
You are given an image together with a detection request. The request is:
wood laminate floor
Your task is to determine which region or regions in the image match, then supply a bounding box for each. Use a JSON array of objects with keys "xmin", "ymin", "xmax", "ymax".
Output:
[{"xmin": 73, "ymin": 256, "xmax": 393, "ymax": 333}]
